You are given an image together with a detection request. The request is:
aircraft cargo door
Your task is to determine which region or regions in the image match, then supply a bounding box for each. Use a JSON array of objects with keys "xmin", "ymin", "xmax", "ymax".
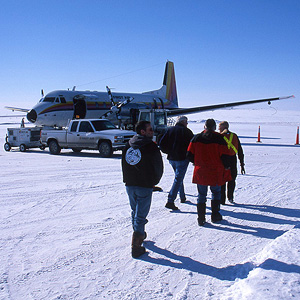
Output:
[{"xmin": 73, "ymin": 98, "xmax": 86, "ymax": 119}]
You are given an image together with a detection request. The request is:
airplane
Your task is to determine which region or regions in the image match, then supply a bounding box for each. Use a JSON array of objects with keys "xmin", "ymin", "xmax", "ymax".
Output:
[{"xmin": 5, "ymin": 61, "xmax": 294, "ymax": 128}]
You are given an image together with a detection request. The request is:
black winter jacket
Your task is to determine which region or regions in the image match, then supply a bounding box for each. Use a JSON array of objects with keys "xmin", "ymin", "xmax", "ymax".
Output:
[
  {"xmin": 122, "ymin": 135, "xmax": 163, "ymax": 188},
  {"xmin": 158, "ymin": 123, "xmax": 194, "ymax": 161}
]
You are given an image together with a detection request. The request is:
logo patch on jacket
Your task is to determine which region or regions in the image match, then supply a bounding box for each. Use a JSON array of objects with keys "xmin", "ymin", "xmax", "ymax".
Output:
[{"xmin": 125, "ymin": 147, "xmax": 141, "ymax": 165}]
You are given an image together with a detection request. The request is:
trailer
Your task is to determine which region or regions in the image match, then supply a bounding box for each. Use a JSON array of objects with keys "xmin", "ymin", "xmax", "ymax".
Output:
[{"xmin": 4, "ymin": 127, "xmax": 45, "ymax": 152}]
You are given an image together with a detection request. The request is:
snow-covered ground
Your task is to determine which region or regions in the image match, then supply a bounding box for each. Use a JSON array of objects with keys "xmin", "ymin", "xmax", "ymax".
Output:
[{"xmin": 0, "ymin": 108, "xmax": 299, "ymax": 300}]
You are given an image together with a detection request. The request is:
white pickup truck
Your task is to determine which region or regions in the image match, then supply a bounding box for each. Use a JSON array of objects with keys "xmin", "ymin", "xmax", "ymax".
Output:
[{"xmin": 40, "ymin": 119, "xmax": 134, "ymax": 157}]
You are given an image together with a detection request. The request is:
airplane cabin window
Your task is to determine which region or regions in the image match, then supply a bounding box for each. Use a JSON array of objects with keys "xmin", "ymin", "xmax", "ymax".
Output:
[{"xmin": 70, "ymin": 121, "xmax": 79, "ymax": 132}]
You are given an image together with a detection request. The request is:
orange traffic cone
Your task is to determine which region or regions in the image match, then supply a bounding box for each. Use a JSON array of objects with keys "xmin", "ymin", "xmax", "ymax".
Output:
[
  {"xmin": 257, "ymin": 126, "xmax": 261, "ymax": 143},
  {"xmin": 296, "ymin": 126, "xmax": 299, "ymax": 145}
]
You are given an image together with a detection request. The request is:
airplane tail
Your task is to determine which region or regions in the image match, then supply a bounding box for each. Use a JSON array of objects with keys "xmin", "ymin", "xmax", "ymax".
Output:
[
  {"xmin": 163, "ymin": 61, "xmax": 178, "ymax": 107},
  {"xmin": 143, "ymin": 61, "xmax": 178, "ymax": 108}
]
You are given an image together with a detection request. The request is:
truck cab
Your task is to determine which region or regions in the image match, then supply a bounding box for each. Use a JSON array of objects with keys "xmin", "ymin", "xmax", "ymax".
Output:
[{"xmin": 138, "ymin": 109, "xmax": 168, "ymax": 137}]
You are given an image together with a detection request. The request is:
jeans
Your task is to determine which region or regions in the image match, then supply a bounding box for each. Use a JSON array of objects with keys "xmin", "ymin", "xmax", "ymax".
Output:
[
  {"xmin": 126, "ymin": 186, "xmax": 153, "ymax": 235},
  {"xmin": 168, "ymin": 159, "xmax": 189, "ymax": 202},
  {"xmin": 197, "ymin": 184, "xmax": 221, "ymax": 204}
]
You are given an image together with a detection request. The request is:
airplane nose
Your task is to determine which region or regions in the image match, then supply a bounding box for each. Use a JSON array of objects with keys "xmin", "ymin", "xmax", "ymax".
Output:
[{"xmin": 27, "ymin": 109, "xmax": 37, "ymax": 123}]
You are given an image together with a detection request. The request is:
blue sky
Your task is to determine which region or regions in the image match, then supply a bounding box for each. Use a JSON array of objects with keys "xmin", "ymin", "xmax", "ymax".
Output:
[{"xmin": 0, "ymin": 0, "xmax": 299, "ymax": 111}]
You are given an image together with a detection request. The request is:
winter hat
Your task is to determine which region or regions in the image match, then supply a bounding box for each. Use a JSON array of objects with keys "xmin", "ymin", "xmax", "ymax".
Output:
[{"xmin": 205, "ymin": 119, "xmax": 216, "ymax": 130}]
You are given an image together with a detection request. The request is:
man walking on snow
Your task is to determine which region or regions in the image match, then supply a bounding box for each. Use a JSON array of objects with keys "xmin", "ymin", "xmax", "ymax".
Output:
[
  {"xmin": 159, "ymin": 116, "xmax": 194, "ymax": 210},
  {"xmin": 122, "ymin": 121, "xmax": 163, "ymax": 258},
  {"xmin": 219, "ymin": 121, "xmax": 245, "ymax": 204},
  {"xmin": 187, "ymin": 119, "xmax": 231, "ymax": 226}
]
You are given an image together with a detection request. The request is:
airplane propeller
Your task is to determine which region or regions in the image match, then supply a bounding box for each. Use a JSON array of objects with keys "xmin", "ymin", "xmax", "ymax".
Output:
[{"xmin": 102, "ymin": 86, "xmax": 134, "ymax": 123}]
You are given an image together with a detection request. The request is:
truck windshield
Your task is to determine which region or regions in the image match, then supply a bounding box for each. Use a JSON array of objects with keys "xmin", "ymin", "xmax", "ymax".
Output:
[
  {"xmin": 91, "ymin": 120, "xmax": 116, "ymax": 131},
  {"xmin": 154, "ymin": 112, "xmax": 167, "ymax": 125}
]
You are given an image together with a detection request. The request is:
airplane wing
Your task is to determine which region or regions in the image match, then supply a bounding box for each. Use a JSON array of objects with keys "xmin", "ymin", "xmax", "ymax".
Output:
[
  {"xmin": 166, "ymin": 95, "xmax": 295, "ymax": 116},
  {"xmin": 5, "ymin": 106, "xmax": 30, "ymax": 113}
]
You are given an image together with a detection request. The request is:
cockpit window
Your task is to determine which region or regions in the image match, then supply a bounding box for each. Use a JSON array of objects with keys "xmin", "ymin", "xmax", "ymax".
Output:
[
  {"xmin": 60, "ymin": 97, "xmax": 66, "ymax": 103},
  {"xmin": 55, "ymin": 97, "xmax": 60, "ymax": 103},
  {"xmin": 43, "ymin": 97, "xmax": 55, "ymax": 102},
  {"xmin": 91, "ymin": 120, "xmax": 116, "ymax": 131}
]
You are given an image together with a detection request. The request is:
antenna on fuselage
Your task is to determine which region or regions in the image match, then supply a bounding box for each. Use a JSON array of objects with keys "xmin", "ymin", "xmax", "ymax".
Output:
[
  {"xmin": 41, "ymin": 89, "xmax": 44, "ymax": 97},
  {"xmin": 72, "ymin": 86, "xmax": 76, "ymax": 91}
]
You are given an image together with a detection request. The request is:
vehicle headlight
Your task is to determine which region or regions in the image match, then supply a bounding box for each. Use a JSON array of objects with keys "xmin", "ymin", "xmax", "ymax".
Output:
[{"xmin": 114, "ymin": 135, "xmax": 124, "ymax": 143}]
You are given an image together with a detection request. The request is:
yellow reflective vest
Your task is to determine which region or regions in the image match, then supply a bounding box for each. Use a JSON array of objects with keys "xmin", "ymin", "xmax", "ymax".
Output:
[{"xmin": 221, "ymin": 130, "xmax": 239, "ymax": 156}]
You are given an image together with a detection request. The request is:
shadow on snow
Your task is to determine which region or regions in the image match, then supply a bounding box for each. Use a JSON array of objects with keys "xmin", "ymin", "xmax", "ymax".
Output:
[{"xmin": 141, "ymin": 242, "xmax": 300, "ymax": 281}]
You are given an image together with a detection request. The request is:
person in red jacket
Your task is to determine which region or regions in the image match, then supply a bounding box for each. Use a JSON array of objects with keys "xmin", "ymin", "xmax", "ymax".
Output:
[{"xmin": 187, "ymin": 119, "xmax": 231, "ymax": 226}]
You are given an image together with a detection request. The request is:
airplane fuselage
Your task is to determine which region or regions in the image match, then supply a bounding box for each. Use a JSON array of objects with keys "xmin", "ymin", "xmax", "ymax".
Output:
[{"xmin": 27, "ymin": 88, "xmax": 176, "ymax": 128}]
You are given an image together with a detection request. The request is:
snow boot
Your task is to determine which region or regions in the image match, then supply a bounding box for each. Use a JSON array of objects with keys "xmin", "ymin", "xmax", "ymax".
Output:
[
  {"xmin": 197, "ymin": 203, "xmax": 206, "ymax": 226},
  {"xmin": 211, "ymin": 200, "xmax": 223, "ymax": 223},
  {"xmin": 165, "ymin": 202, "xmax": 179, "ymax": 210},
  {"xmin": 131, "ymin": 231, "xmax": 146, "ymax": 258}
]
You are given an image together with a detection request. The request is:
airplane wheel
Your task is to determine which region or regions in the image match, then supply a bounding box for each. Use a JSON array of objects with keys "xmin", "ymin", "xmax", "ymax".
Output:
[
  {"xmin": 72, "ymin": 148, "xmax": 82, "ymax": 153},
  {"xmin": 40, "ymin": 145, "xmax": 46, "ymax": 150},
  {"xmin": 49, "ymin": 140, "xmax": 61, "ymax": 155},
  {"xmin": 20, "ymin": 144, "xmax": 26, "ymax": 152},
  {"xmin": 4, "ymin": 142, "xmax": 11, "ymax": 151},
  {"xmin": 98, "ymin": 141, "xmax": 112, "ymax": 158}
]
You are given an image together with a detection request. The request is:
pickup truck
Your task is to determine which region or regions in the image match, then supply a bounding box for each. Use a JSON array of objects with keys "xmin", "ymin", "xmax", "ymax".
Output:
[{"xmin": 40, "ymin": 119, "xmax": 134, "ymax": 157}]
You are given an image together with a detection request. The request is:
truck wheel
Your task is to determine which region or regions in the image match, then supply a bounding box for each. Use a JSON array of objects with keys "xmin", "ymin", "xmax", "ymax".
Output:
[
  {"xmin": 49, "ymin": 140, "xmax": 61, "ymax": 155},
  {"xmin": 20, "ymin": 144, "xmax": 26, "ymax": 152},
  {"xmin": 4, "ymin": 142, "xmax": 11, "ymax": 151},
  {"xmin": 72, "ymin": 148, "xmax": 82, "ymax": 153},
  {"xmin": 98, "ymin": 141, "xmax": 112, "ymax": 158}
]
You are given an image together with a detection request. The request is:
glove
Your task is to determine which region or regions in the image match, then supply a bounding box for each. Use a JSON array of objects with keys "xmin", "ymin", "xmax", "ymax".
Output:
[{"xmin": 241, "ymin": 164, "xmax": 245, "ymax": 175}]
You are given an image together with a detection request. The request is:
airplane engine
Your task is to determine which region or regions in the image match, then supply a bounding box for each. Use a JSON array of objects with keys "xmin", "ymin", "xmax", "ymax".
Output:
[{"xmin": 27, "ymin": 109, "xmax": 37, "ymax": 123}]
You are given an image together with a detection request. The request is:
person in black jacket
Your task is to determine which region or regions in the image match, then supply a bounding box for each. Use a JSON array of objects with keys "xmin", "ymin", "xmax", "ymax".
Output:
[
  {"xmin": 122, "ymin": 121, "xmax": 163, "ymax": 258},
  {"xmin": 159, "ymin": 116, "xmax": 194, "ymax": 210}
]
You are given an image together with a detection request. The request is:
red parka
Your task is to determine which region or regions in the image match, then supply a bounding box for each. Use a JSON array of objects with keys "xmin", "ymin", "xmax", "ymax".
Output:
[{"xmin": 187, "ymin": 130, "xmax": 231, "ymax": 186}]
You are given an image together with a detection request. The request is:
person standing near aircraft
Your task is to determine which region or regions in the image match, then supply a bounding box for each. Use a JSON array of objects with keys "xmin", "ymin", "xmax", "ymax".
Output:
[
  {"xmin": 20, "ymin": 118, "xmax": 25, "ymax": 128},
  {"xmin": 159, "ymin": 116, "xmax": 194, "ymax": 210},
  {"xmin": 187, "ymin": 119, "xmax": 231, "ymax": 226},
  {"xmin": 218, "ymin": 121, "xmax": 245, "ymax": 204},
  {"xmin": 122, "ymin": 121, "xmax": 163, "ymax": 258}
]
